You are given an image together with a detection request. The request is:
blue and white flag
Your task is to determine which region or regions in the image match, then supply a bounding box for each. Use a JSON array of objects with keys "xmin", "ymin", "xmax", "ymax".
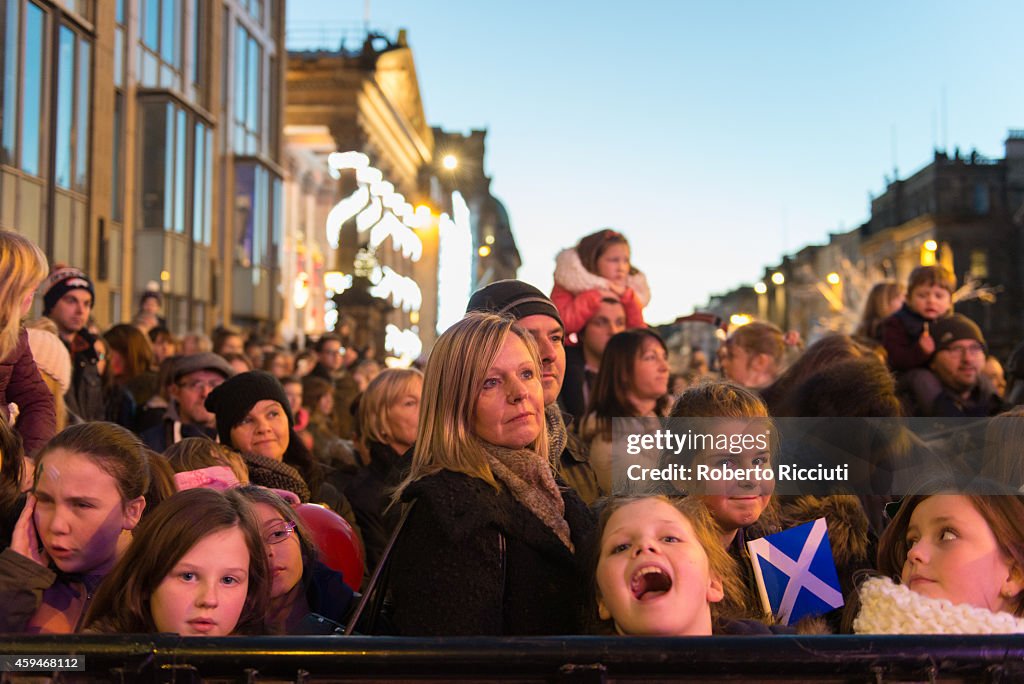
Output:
[{"xmin": 746, "ymin": 517, "xmax": 844, "ymax": 625}]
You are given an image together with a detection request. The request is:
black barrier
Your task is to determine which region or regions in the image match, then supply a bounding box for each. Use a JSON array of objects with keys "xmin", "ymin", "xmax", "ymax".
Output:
[{"xmin": 1, "ymin": 635, "xmax": 1023, "ymax": 682}]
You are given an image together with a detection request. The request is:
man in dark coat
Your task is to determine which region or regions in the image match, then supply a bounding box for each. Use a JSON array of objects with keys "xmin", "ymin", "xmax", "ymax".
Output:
[
  {"xmin": 141, "ymin": 352, "xmax": 235, "ymax": 452},
  {"xmin": 42, "ymin": 267, "xmax": 103, "ymax": 422}
]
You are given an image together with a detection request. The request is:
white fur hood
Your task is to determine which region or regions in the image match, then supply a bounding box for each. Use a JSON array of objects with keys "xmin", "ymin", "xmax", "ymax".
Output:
[{"xmin": 552, "ymin": 247, "xmax": 651, "ymax": 307}]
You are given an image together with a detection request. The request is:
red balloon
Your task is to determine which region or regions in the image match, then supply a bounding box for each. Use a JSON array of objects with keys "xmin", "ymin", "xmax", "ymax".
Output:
[{"xmin": 293, "ymin": 503, "xmax": 365, "ymax": 591}]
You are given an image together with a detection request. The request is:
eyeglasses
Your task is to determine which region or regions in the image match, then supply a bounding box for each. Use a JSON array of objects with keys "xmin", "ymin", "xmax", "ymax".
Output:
[
  {"xmin": 941, "ymin": 343, "xmax": 985, "ymax": 357},
  {"xmin": 264, "ymin": 521, "xmax": 296, "ymax": 546},
  {"xmin": 177, "ymin": 379, "xmax": 224, "ymax": 392}
]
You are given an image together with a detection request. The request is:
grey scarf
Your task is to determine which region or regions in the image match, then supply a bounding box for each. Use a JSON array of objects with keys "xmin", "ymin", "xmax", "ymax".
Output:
[{"xmin": 483, "ymin": 443, "xmax": 573, "ymax": 552}]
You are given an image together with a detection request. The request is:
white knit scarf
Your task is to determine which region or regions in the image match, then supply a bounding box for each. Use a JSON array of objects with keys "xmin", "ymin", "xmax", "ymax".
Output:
[{"xmin": 854, "ymin": 576, "xmax": 1024, "ymax": 634}]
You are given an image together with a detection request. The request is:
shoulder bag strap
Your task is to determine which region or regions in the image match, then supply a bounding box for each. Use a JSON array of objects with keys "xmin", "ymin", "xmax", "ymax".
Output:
[{"xmin": 343, "ymin": 499, "xmax": 417, "ymax": 635}]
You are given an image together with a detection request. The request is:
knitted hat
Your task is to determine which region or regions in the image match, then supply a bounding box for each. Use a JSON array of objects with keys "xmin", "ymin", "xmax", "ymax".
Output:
[
  {"xmin": 466, "ymin": 279, "xmax": 563, "ymax": 327},
  {"xmin": 173, "ymin": 352, "xmax": 236, "ymax": 384},
  {"xmin": 204, "ymin": 370, "xmax": 294, "ymax": 446},
  {"xmin": 42, "ymin": 267, "xmax": 94, "ymax": 315},
  {"xmin": 26, "ymin": 328, "xmax": 72, "ymax": 394},
  {"xmin": 931, "ymin": 314, "xmax": 987, "ymax": 353}
]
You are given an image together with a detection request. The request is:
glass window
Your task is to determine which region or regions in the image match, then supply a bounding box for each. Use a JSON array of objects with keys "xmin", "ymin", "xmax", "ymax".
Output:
[
  {"xmin": 234, "ymin": 162, "xmax": 281, "ymax": 269},
  {"xmin": 1, "ymin": 0, "xmax": 20, "ymax": 165},
  {"xmin": 160, "ymin": 0, "xmax": 177, "ymax": 66},
  {"xmin": 973, "ymin": 183, "xmax": 990, "ymax": 215},
  {"xmin": 54, "ymin": 26, "xmax": 74, "ymax": 189},
  {"xmin": 21, "ymin": 2, "xmax": 45, "ymax": 176},
  {"xmin": 74, "ymin": 38, "xmax": 90, "ymax": 192},
  {"xmin": 143, "ymin": 0, "xmax": 159, "ymax": 50},
  {"xmin": 192, "ymin": 121, "xmax": 211, "ymax": 244},
  {"xmin": 174, "ymin": 106, "xmax": 186, "ymax": 233},
  {"xmin": 140, "ymin": 100, "xmax": 167, "ymax": 229},
  {"xmin": 112, "ymin": 92, "xmax": 124, "ymax": 221},
  {"xmin": 233, "ymin": 25, "xmax": 262, "ymax": 155},
  {"xmin": 116, "ymin": 0, "xmax": 125, "ymax": 24}
]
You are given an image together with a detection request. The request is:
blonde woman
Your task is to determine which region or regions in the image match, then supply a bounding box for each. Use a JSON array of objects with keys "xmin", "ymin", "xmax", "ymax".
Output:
[
  {"xmin": 388, "ymin": 312, "xmax": 594, "ymax": 635},
  {"xmin": 0, "ymin": 231, "xmax": 55, "ymax": 455},
  {"xmin": 348, "ymin": 367, "xmax": 422, "ymax": 572}
]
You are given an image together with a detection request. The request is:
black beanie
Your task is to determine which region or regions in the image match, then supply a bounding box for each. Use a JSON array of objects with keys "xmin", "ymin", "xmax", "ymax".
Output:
[
  {"xmin": 204, "ymin": 370, "xmax": 294, "ymax": 446},
  {"xmin": 42, "ymin": 267, "xmax": 95, "ymax": 315},
  {"xmin": 466, "ymin": 279, "xmax": 563, "ymax": 327}
]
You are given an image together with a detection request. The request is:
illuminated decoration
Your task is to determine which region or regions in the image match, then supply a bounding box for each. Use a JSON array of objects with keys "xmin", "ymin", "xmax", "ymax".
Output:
[
  {"xmin": 437, "ymin": 191, "xmax": 474, "ymax": 333},
  {"xmin": 753, "ymin": 282, "xmax": 768, "ymax": 294},
  {"xmin": 324, "ymin": 298, "xmax": 338, "ymax": 330},
  {"xmin": 826, "ymin": 272, "xmax": 841, "ymax": 285},
  {"xmin": 442, "ymin": 154, "xmax": 458, "ymax": 170},
  {"xmin": 324, "ymin": 271, "xmax": 352, "ymax": 294},
  {"xmin": 160, "ymin": 270, "xmax": 170, "ymax": 282},
  {"xmin": 368, "ymin": 265, "xmax": 422, "ymax": 312},
  {"xmin": 771, "ymin": 272, "xmax": 786, "ymax": 285},
  {"xmin": 485, "ymin": 234, "xmax": 495, "ymax": 245},
  {"xmin": 730, "ymin": 313, "xmax": 752, "ymax": 326},
  {"xmin": 478, "ymin": 245, "xmax": 491, "ymax": 257},
  {"xmin": 325, "ymin": 186, "xmax": 369, "ymax": 248},
  {"xmin": 324, "ymin": 151, "xmax": 424, "ymax": 261},
  {"xmin": 924, "ymin": 240, "xmax": 938, "ymax": 252},
  {"xmin": 292, "ymin": 273, "xmax": 310, "ymax": 309},
  {"xmin": 384, "ymin": 324, "xmax": 423, "ymax": 367}
]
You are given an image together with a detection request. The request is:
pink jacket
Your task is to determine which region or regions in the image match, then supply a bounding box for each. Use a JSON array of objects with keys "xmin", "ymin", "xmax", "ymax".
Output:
[{"xmin": 550, "ymin": 247, "xmax": 649, "ymax": 336}]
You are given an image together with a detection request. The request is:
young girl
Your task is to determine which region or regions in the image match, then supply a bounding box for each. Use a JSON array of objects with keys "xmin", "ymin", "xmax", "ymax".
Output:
[
  {"xmin": 579, "ymin": 329, "xmax": 670, "ymax": 494},
  {"xmin": 0, "ymin": 423, "xmax": 149, "ymax": 633},
  {"xmin": 854, "ymin": 484, "xmax": 1024, "ymax": 634},
  {"xmin": 551, "ymin": 229, "xmax": 649, "ymax": 336},
  {"xmin": 236, "ymin": 486, "xmax": 354, "ymax": 633},
  {"xmin": 587, "ymin": 495, "xmax": 733, "ymax": 636},
  {"xmin": 0, "ymin": 230, "xmax": 55, "ymax": 456},
  {"xmin": 717, "ymin": 321, "xmax": 787, "ymax": 390},
  {"xmin": 83, "ymin": 487, "xmax": 269, "ymax": 635},
  {"xmin": 854, "ymin": 281, "xmax": 905, "ymax": 341}
]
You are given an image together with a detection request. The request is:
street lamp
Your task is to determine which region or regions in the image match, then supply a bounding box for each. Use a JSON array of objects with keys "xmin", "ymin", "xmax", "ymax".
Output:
[
  {"xmin": 826, "ymin": 272, "xmax": 840, "ymax": 285},
  {"xmin": 442, "ymin": 154, "xmax": 458, "ymax": 170},
  {"xmin": 771, "ymin": 272, "xmax": 785, "ymax": 285}
]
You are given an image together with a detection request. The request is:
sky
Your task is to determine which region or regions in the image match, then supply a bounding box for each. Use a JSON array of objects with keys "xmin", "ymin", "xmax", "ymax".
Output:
[{"xmin": 286, "ymin": 1, "xmax": 1024, "ymax": 325}]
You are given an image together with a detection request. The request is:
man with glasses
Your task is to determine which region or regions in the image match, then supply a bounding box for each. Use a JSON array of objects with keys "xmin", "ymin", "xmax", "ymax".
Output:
[
  {"xmin": 925, "ymin": 314, "xmax": 1005, "ymax": 417},
  {"xmin": 141, "ymin": 352, "xmax": 235, "ymax": 451}
]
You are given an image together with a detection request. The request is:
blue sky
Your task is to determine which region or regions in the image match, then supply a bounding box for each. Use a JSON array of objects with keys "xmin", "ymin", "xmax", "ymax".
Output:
[{"xmin": 287, "ymin": 1, "xmax": 1024, "ymax": 324}]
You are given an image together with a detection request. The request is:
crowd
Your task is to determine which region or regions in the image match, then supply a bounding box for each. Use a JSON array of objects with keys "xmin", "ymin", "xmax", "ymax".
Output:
[{"xmin": 1, "ymin": 225, "xmax": 1023, "ymax": 640}]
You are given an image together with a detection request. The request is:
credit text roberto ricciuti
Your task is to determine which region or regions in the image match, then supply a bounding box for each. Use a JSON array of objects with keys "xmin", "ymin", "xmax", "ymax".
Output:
[{"xmin": 626, "ymin": 464, "xmax": 849, "ymax": 482}]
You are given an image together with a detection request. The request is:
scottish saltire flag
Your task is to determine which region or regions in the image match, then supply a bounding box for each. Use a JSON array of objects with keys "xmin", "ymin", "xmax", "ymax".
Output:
[{"xmin": 746, "ymin": 517, "xmax": 844, "ymax": 625}]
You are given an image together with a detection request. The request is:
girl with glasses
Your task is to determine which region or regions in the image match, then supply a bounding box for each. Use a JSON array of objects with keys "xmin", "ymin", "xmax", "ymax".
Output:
[{"xmin": 236, "ymin": 486, "xmax": 354, "ymax": 634}]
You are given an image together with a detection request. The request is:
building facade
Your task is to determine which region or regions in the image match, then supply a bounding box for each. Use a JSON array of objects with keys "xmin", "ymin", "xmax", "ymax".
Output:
[{"xmin": 1, "ymin": 0, "xmax": 286, "ymax": 334}]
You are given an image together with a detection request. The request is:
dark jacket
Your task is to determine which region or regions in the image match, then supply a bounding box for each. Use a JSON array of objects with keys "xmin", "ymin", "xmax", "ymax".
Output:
[
  {"xmin": 139, "ymin": 418, "xmax": 218, "ymax": 453},
  {"xmin": 62, "ymin": 329, "xmax": 105, "ymax": 422},
  {"xmin": 931, "ymin": 383, "xmax": 1005, "ymax": 418},
  {"xmin": 0, "ymin": 328, "xmax": 56, "ymax": 455},
  {"xmin": 344, "ymin": 441, "xmax": 408, "ymax": 574},
  {"xmin": 557, "ymin": 346, "xmax": 595, "ymax": 426},
  {"xmin": 389, "ymin": 469, "xmax": 594, "ymax": 636},
  {"xmin": 881, "ymin": 304, "xmax": 949, "ymax": 372},
  {"xmin": 556, "ymin": 415, "xmax": 603, "ymax": 506},
  {"xmin": 0, "ymin": 548, "xmax": 104, "ymax": 633}
]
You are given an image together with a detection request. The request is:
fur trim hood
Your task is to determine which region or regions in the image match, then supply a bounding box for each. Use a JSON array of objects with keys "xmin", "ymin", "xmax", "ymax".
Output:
[
  {"xmin": 776, "ymin": 495, "xmax": 872, "ymax": 573},
  {"xmin": 553, "ymin": 247, "xmax": 651, "ymax": 307},
  {"xmin": 854, "ymin": 576, "xmax": 1024, "ymax": 634}
]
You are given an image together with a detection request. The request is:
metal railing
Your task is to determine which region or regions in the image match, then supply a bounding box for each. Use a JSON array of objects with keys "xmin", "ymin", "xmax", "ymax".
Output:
[{"xmin": 1, "ymin": 634, "xmax": 1022, "ymax": 682}]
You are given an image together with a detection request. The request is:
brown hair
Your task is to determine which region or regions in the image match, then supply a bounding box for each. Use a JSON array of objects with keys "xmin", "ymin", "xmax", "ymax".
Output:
[
  {"xmin": 83, "ymin": 488, "xmax": 270, "ymax": 633},
  {"xmin": 584, "ymin": 329, "xmax": 670, "ymax": 440},
  {"xmin": 877, "ymin": 483, "xmax": 1024, "ymax": 617},
  {"xmin": 164, "ymin": 437, "xmax": 250, "ymax": 484},
  {"xmin": 981, "ymin": 407, "xmax": 1024, "ymax": 488},
  {"xmin": 726, "ymin": 321, "xmax": 785, "ymax": 365},
  {"xmin": 35, "ymin": 423, "xmax": 150, "ymax": 504},
  {"xmin": 761, "ymin": 335, "xmax": 877, "ymax": 416},
  {"xmin": 143, "ymin": 449, "xmax": 177, "ymax": 517},
  {"xmin": 907, "ymin": 265, "xmax": 956, "ymax": 295},
  {"xmin": 357, "ymin": 368, "xmax": 423, "ymax": 447},
  {"xmin": 576, "ymin": 229, "xmax": 633, "ymax": 278},
  {"xmin": 103, "ymin": 324, "xmax": 155, "ymax": 383},
  {"xmin": 855, "ymin": 281, "xmax": 904, "ymax": 339},
  {"xmin": 301, "ymin": 376, "xmax": 334, "ymax": 414}
]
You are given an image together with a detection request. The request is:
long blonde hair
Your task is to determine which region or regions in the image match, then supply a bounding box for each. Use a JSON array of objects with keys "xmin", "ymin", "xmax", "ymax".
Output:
[
  {"xmin": 0, "ymin": 231, "xmax": 48, "ymax": 360},
  {"xmin": 393, "ymin": 312, "xmax": 548, "ymax": 503}
]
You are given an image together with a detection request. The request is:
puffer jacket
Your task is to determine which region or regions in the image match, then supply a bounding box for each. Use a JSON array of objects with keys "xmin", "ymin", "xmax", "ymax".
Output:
[{"xmin": 0, "ymin": 328, "xmax": 56, "ymax": 455}]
